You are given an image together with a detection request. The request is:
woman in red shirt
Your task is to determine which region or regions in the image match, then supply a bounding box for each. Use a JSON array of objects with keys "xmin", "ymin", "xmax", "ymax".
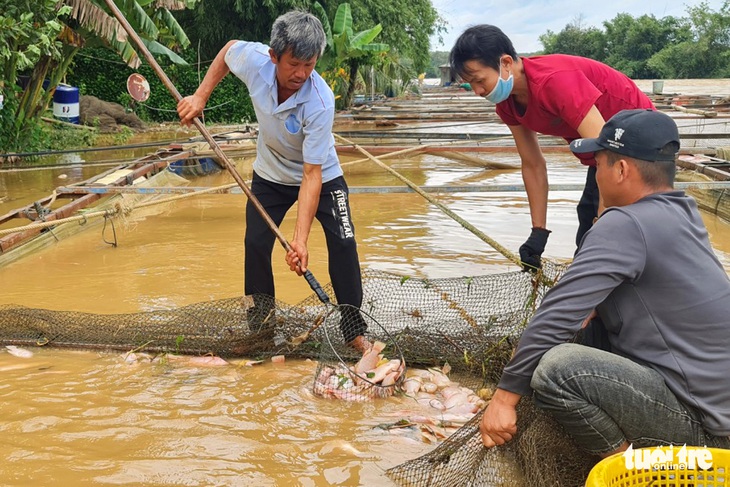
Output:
[{"xmin": 450, "ymin": 24, "xmax": 655, "ymax": 269}]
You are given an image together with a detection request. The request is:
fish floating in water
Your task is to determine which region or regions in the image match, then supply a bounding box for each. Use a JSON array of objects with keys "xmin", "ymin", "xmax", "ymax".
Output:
[
  {"xmin": 314, "ymin": 341, "xmax": 405, "ymax": 401},
  {"xmin": 123, "ymin": 351, "xmax": 229, "ymax": 367},
  {"xmin": 374, "ymin": 368, "xmax": 493, "ymax": 444},
  {"xmin": 5, "ymin": 345, "xmax": 34, "ymax": 359},
  {"xmin": 403, "ymin": 367, "xmax": 487, "ymax": 415}
]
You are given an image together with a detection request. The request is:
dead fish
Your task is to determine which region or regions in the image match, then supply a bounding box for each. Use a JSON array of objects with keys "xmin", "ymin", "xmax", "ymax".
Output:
[
  {"xmin": 410, "ymin": 369, "xmax": 434, "ymax": 380},
  {"xmin": 427, "ymin": 368, "xmax": 452, "ymax": 388},
  {"xmin": 367, "ymin": 359, "xmax": 401, "ymax": 384},
  {"xmin": 6, "ymin": 345, "xmax": 33, "ymax": 358},
  {"xmin": 403, "ymin": 376, "xmax": 423, "ymax": 395},
  {"xmin": 422, "ymin": 381, "xmax": 438, "ymax": 393},
  {"xmin": 420, "ymin": 424, "xmax": 448, "ymax": 442},
  {"xmin": 381, "ymin": 370, "xmax": 401, "ymax": 387},
  {"xmin": 443, "ymin": 402, "xmax": 480, "ymax": 415},
  {"xmin": 318, "ymin": 440, "xmax": 367, "ymax": 457},
  {"xmin": 440, "ymin": 386, "xmax": 463, "ymax": 399},
  {"xmin": 416, "ymin": 396, "xmax": 445, "ymax": 411},
  {"xmin": 123, "ymin": 351, "xmax": 156, "ymax": 363},
  {"xmin": 442, "ymin": 392, "xmax": 471, "ymax": 410},
  {"xmin": 238, "ymin": 359, "xmax": 265, "ymax": 367},
  {"xmin": 314, "ymin": 366, "xmax": 335, "ymax": 391},
  {"xmin": 386, "ymin": 433, "xmax": 423, "ymax": 446},
  {"xmin": 354, "ymin": 340, "xmax": 386, "ymax": 375},
  {"xmin": 331, "ymin": 388, "xmax": 371, "ymax": 402},
  {"xmin": 165, "ymin": 354, "xmax": 229, "ymax": 367}
]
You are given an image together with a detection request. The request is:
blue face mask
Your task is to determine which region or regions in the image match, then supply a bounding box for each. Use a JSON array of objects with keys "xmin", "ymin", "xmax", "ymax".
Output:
[{"xmin": 485, "ymin": 65, "xmax": 513, "ymax": 104}]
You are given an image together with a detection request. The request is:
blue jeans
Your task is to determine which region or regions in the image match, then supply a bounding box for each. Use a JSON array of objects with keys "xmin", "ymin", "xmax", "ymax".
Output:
[{"xmin": 530, "ymin": 343, "xmax": 730, "ymax": 455}]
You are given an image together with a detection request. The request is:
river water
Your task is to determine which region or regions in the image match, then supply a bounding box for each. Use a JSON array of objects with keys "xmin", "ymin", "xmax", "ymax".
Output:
[{"xmin": 2, "ymin": 84, "xmax": 730, "ymax": 485}]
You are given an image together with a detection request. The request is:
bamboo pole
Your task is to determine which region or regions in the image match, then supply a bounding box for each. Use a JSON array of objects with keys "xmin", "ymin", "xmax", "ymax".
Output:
[
  {"xmin": 333, "ymin": 133, "xmax": 522, "ymax": 268},
  {"xmin": 41, "ymin": 117, "xmax": 97, "ymax": 130},
  {"xmin": 435, "ymin": 150, "xmax": 518, "ymax": 170},
  {"xmin": 672, "ymin": 105, "xmax": 718, "ymax": 117},
  {"xmin": 45, "ymin": 180, "xmax": 730, "ymax": 197}
]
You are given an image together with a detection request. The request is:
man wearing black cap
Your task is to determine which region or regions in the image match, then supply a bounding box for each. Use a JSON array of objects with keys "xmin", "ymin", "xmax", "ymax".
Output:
[{"xmin": 480, "ymin": 109, "xmax": 730, "ymax": 457}]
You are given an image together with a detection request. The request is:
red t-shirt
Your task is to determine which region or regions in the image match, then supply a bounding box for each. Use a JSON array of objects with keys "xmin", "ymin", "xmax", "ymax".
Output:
[{"xmin": 496, "ymin": 54, "xmax": 655, "ymax": 165}]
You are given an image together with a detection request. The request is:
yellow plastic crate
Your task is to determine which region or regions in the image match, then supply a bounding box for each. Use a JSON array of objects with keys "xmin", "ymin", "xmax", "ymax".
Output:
[{"xmin": 586, "ymin": 446, "xmax": 730, "ymax": 486}]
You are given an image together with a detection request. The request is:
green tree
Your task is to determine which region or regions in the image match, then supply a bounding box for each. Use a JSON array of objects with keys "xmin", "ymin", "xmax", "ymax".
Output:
[
  {"xmin": 648, "ymin": 1, "xmax": 730, "ymax": 78},
  {"xmin": 426, "ymin": 51, "xmax": 449, "ymax": 78},
  {"xmin": 313, "ymin": 2, "xmax": 389, "ymax": 108},
  {"xmin": 348, "ymin": 0, "xmax": 443, "ymax": 74},
  {"xmin": 175, "ymin": 0, "xmax": 442, "ymax": 83},
  {"xmin": 603, "ymin": 13, "xmax": 687, "ymax": 78},
  {"xmin": 1, "ymin": 0, "xmax": 196, "ymax": 152},
  {"xmin": 172, "ymin": 0, "xmax": 306, "ymax": 60},
  {"xmin": 539, "ymin": 15, "xmax": 607, "ymax": 61},
  {"xmin": 67, "ymin": 46, "xmax": 256, "ymax": 124},
  {"xmin": 0, "ymin": 0, "xmax": 70, "ymax": 151}
]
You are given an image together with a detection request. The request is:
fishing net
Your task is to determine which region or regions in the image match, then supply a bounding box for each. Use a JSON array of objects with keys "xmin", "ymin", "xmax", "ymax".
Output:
[
  {"xmin": 384, "ymin": 397, "xmax": 598, "ymax": 487},
  {"xmin": 0, "ymin": 262, "xmax": 597, "ymax": 486}
]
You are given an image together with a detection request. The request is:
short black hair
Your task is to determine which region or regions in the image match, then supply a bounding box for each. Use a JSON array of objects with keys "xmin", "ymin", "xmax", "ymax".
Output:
[
  {"xmin": 449, "ymin": 25, "xmax": 519, "ymax": 78},
  {"xmin": 603, "ymin": 146, "xmax": 677, "ymax": 188}
]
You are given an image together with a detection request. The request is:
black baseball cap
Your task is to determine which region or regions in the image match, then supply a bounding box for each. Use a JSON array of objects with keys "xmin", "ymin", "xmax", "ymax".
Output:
[{"xmin": 569, "ymin": 109, "xmax": 680, "ymax": 162}]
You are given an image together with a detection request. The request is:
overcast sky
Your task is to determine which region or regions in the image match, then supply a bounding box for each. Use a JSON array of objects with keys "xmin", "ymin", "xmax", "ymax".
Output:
[{"xmin": 430, "ymin": 0, "xmax": 727, "ymax": 53}]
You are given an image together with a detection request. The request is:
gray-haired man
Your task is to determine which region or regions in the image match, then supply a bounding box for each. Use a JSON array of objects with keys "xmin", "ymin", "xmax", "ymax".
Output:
[{"xmin": 178, "ymin": 11, "xmax": 370, "ymax": 352}]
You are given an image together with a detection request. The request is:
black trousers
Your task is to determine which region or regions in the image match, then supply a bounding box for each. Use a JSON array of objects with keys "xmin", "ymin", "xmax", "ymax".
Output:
[
  {"xmin": 244, "ymin": 172, "xmax": 365, "ymax": 341},
  {"xmin": 575, "ymin": 165, "xmax": 600, "ymax": 248}
]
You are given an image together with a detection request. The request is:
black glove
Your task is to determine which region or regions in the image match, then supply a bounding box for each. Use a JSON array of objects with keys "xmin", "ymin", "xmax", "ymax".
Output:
[{"xmin": 519, "ymin": 227, "xmax": 551, "ymax": 272}]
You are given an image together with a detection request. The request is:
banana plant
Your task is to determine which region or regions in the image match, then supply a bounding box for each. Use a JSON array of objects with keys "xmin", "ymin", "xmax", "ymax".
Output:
[
  {"xmin": 1, "ymin": 0, "xmax": 196, "ymax": 151},
  {"xmin": 67, "ymin": 0, "xmax": 194, "ymax": 68},
  {"xmin": 312, "ymin": 2, "xmax": 389, "ymax": 108}
]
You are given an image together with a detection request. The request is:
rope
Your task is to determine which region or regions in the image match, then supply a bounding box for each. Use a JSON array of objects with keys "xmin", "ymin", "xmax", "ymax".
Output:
[
  {"xmin": 716, "ymin": 147, "xmax": 730, "ymax": 160},
  {"xmin": 102, "ymin": 213, "xmax": 118, "ymax": 247},
  {"xmin": 138, "ymin": 99, "xmax": 234, "ymax": 113},
  {"xmin": 333, "ymin": 133, "xmax": 522, "ymax": 268},
  {"xmin": 339, "ymin": 137, "xmax": 517, "ymax": 169},
  {"xmin": 340, "ymin": 143, "xmax": 438, "ymax": 167}
]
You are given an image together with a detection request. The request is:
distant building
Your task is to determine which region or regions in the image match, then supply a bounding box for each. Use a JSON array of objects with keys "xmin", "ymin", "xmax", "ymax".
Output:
[{"xmin": 439, "ymin": 64, "xmax": 459, "ymax": 86}]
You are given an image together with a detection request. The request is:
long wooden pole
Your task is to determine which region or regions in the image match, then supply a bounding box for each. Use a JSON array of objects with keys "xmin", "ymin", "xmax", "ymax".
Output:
[
  {"xmin": 104, "ymin": 0, "xmax": 330, "ymax": 303},
  {"xmin": 334, "ymin": 133, "xmax": 522, "ymax": 268}
]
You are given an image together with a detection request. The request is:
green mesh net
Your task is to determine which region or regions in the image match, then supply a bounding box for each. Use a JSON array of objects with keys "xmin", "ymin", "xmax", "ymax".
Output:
[{"xmin": 0, "ymin": 263, "xmax": 597, "ymax": 486}]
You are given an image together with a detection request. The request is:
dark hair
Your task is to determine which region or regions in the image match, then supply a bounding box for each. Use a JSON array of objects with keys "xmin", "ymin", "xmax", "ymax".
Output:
[
  {"xmin": 449, "ymin": 25, "xmax": 519, "ymax": 77},
  {"xmin": 603, "ymin": 145, "xmax": 677, "ymax": 188}
]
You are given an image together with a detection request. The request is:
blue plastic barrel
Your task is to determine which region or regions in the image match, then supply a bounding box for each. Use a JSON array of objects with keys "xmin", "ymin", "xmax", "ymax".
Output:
[{"xmin": 53, "ymin": 85, "xmax": 80, "ymax": 124}]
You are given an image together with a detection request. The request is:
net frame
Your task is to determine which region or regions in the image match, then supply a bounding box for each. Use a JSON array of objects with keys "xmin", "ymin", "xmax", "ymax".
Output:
[{"xmin": 313, "ymin": 303, "xmax": 408, "ymax": 401}]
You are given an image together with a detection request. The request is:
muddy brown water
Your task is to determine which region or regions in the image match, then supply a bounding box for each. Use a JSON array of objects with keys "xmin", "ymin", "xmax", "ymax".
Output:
[{"xmin": 2, "ymin": 84, "xmax": 730, "ymax": 485}]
